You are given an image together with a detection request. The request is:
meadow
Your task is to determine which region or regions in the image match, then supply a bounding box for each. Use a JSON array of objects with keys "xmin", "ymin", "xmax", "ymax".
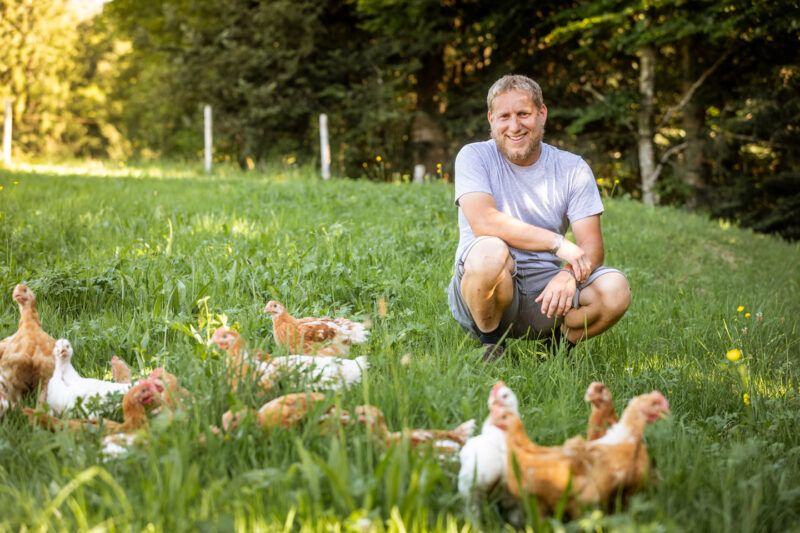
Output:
[{"xmin": 0, "ymin": 162, "xmax": 798, "ymax": 532}]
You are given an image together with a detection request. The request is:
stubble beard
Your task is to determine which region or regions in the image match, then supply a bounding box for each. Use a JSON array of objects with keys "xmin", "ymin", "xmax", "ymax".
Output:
[{"xmin": 492, "ymin": 126, "xmax": 545, "ymax": 165}]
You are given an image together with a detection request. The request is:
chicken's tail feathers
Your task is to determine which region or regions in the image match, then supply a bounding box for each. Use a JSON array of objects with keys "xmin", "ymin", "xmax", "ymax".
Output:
[
  {"xmin": 334, "ymin": 322, "xmax": 369, "ymax": 344},
  {"xmin": 453, "ymin": 419, "xmax": 477, "ymax": 442}
]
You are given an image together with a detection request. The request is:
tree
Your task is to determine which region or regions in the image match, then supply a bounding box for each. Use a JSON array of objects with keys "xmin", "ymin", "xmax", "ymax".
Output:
[{"xmin": 0, "ymin": 0, "xmax": 82, "ymax": 155}]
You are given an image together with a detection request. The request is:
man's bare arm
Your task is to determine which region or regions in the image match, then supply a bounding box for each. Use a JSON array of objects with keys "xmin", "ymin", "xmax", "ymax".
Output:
[
  {"xmin": 565, "ymin": 215, "xmax": 604, "ymax": 281},
  {"xmin": 459, "ymin": 192, "xmax": 592, "ymax": 279}
]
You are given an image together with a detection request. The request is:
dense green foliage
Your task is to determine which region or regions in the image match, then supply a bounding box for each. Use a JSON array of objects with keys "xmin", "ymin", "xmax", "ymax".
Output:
[
  {"xmin": 1, "ymin": 0, "xmax": 799, "ymax": 238},
  {"xmin": 0, "ymin": 164, "xmax": 798, "ymax": 532}
]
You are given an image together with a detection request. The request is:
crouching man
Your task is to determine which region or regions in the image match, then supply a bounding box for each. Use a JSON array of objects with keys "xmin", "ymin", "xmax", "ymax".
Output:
[{"xmin": 447, "ymin": 74, "xmax": 631, "ymax": 360}]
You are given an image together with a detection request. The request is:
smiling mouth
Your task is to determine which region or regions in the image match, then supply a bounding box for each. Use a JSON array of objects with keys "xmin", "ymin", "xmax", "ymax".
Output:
[{"xmin": 507, "ymin": 133, "xmax": 528, "ymax": 143}]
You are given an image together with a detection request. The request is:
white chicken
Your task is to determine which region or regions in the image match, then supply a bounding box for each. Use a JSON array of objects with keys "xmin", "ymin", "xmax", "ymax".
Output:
[
  {"xmin": 46, "ymin": 339, "xmax": 131, "ymax": 418},
  {"xmin": 458, "ymin": 381, "xmax": 521, "ymax": 511},
  {"xmin": 263, "ymin": 354, "xmax": 369, "ymax": 391}
]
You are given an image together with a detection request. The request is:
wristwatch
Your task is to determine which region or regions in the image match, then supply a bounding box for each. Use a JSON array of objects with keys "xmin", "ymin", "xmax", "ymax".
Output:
[{"xmin": 550, "ymin": 234, "xmax": 564, "ymax": 255}]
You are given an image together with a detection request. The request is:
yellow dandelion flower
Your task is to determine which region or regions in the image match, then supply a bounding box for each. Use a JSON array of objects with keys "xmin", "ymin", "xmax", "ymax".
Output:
[
  {"xmin": 743, "ymin": 393, "xmax": 750, "ymax": 405},
  {"xmin": 376, "ymin": 155, "xmax": 382, "ymax": 162},
  {"xmin": 362, "ymin": 162, "xmax": 368, "ymax": 168},
  {"xmin": 737, "ymin": 306, "xmax": 744, "ymax": 312},
  {"xmin": 726, "ymin": 349, "xmax": 742, "ymax": 362},
  {"xmin": 436, "ymin": 163, "xmax": 442, "ymax": 169},
  {"xmin": 0, "ymin": 186, "xmax": 3, "ymax": 191},
  {"xmin": 13, "ymin": 181, "xmax": 18, "ymax": 184},
  {"xmin": 745, "ymin": 313, "xmax": 750, "ymax": 318},
  {"xmin": 614, "ymin": 179, "xmax": 620, "ymax": 184}
]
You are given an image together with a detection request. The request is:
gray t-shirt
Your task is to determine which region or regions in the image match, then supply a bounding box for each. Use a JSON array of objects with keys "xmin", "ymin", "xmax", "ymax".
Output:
[{"xmin": 454, "ymin": 139, "xmax": 604, "ymax": 271}]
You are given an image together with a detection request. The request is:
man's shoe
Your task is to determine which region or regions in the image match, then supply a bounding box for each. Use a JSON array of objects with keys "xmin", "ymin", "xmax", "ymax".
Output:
[{"xmin": 482, "ymin": 343, "xmax": 505, "ymax": 362}]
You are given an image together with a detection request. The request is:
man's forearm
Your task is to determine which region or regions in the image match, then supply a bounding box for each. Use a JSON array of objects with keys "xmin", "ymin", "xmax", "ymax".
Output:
[{"xmin": 473, "ymin": 210, "xmax": 561, "ymax": 253}]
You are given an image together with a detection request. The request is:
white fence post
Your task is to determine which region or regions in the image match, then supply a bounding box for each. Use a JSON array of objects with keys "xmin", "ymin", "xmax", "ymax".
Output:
[
  {"xmin": 204, "ymin": 105, "xmax": 212, "ymax": 173},
  {"xmin": 2, "ymin": 99, "xmax": 11, "ymax": 165},
  {"xmin": 319, "ymin": 113, "xmax": 330, "ymax": 180},
  {"xmin": 413, "ymin": 164, "xmax": 425, "ymax": 183}
]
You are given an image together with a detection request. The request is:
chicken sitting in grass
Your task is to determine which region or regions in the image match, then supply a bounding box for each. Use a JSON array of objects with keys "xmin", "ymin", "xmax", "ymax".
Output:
[
  {"xmin": 263, "ymin": 300, "xmax": 369, "ymax": 356},
  {"xmin": 356, "ymin": 405, "xmax": 476, "ymax": 456},
  {"xmin": 99, "ymin": 378, "xmax": 164, "ymax": 456},
  {"xmin": 211, "ymin": 327, "xmax": 273, "ymax": 392},
  {"xmin": 148, "ymin": 368, "xmax": 192, "ymax": 414},
  {"xmin": 23, "ymin": 378, "xmax": 159, "ymax": 436},
  {"xmin": 458, "ymin": 381, "xmax": 521, "ymax": 510},
  {"xmin": 211, "ymin": 326, "xmax": 368, "ymax": 392},
  {"xmin": 266, "ymin": 354, "xmax": 369, "ymax": 391},
  {"xmin": 46, "ymin": 339, "xmax": 131, "ymax": 418},
  {"xmin": 584, "ymin": 382, "xmax": 618, "ymax": 440},
  {"xmin": 0, "ymin": 285, "xmax": 56, "ymax": 406},
  {"xmin": 219, "ymin": 392, "xmax": 350, "ymax": 434},
  {"xmin": 110, "ymin": 356, "xmax": 132, "ymax": 384}
]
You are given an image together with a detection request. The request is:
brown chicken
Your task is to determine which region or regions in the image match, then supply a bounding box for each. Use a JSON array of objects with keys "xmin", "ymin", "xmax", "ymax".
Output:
[
  {"xmin": 489, "ymin": 408, "xmax": 584, "ymax": 516},
  {"xmin": 585, "ymin": 382, "xmax": 618, "ymax": 440},
  {"xmin": 219, "ymin": 392, "xmax": 349, "ymax": 434},
  {"xmin": 0, "ymin": 383, "xmax": 8, "ymax": 418},
  {"xmin": 356, "ymin": 405, "xmax": 476, "ymax": 456},
  {"xmin": 211, "ymin": 327, "xmax": 273, "ymax": 391},
  {"xmin": 148, "ymin": 368, "xmax": 191, "ymax": 412},
  {"xmin": 110, "ymin": 356, "xmax": 132, "ymax": 384},
  {"xmin": 263, "ymin": 300, "xmax": 368, "ymax": 356},
  {"xmin": 492, "ymin": 391, "xmax": 670, "ymax": 517},
  {"xmin": 0, "ymin": 285, "xmax": 56, "ymax": 405},
  {"xmin": 563, "ymin": 391, "xmax": 670, "ymax": 505}
]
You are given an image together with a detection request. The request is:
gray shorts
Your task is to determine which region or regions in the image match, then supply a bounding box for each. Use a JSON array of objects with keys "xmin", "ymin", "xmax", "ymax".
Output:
[{"xmin": 447, "ymin": 237, "xmax": 626, "ymax": 340}]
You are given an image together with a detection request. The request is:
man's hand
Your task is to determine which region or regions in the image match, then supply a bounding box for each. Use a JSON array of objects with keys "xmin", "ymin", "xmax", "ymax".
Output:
[
  {"xmin": 535, "ymin": 270, "xmax": 577, "ymax": 319},
  {"xmin": 555, "ymin": 239, "xmax": 592, "ymax": 282}
]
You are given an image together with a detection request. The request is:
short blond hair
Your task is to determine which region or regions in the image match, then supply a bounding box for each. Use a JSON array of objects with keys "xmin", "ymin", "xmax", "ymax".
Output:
[{"xmin": 487, "ymin": 75, "xmax": 544, "ymax": 112}]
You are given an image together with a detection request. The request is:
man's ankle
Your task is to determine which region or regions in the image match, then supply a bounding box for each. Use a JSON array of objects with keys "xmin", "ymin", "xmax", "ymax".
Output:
[{"xmin": 479, "ymin": 325, "xmax": 505, "ymax": 347}]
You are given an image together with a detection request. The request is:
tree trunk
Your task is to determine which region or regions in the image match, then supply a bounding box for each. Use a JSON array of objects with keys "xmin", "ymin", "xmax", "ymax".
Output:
[
  {"xmin": 682, "ymin": 39, "xmax": 705, "ymax": 211},
  {"xmin": 412, "ymin": 51, "xmax": 447, "ymax": 177},
  {"xmin": 637, "ymin": 44, "xmax": 658, "ymax": 206}
]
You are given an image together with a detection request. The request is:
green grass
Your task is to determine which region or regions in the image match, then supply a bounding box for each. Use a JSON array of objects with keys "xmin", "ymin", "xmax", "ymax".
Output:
[{"xmin": 0, "ymin": 162, "xmax": 798, "ymax": 532}]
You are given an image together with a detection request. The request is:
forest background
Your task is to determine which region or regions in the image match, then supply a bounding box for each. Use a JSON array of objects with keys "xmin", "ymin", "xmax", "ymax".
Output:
[{"xmin": 1, "ymin": 0, "xmax": 798, "ymax": 240}]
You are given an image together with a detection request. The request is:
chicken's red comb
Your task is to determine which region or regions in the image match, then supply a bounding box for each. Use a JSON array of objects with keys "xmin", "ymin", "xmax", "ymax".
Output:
[
  {"xmin": 491, "ymin": 381, "xmax": 506, "ymax": 397},
  {"xmin": 650, "ymin": 391, "xmax": 670, "ymax": 409},
  {"xmin": 149, "ymin": 368, "xmax": 164, "ymax": 379},
  {"xmin": 112, "ymin": 355, "xmax": 119, "ymax": 362}
]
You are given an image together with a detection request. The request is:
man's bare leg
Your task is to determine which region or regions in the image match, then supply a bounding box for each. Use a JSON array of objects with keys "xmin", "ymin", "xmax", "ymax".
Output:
[
  {"xmin": 460, "ymin": 237, "xmax": 515, "ymax": 334},
  {"xmin": 562, "ymin": 272, "xmax": 630, "ymax": 343}
]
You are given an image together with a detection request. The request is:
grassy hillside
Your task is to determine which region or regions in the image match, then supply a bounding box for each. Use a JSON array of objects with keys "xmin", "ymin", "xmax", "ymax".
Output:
[{"xmin": 0, "ymin": 163, "xmax": 798, "ymax": 532}]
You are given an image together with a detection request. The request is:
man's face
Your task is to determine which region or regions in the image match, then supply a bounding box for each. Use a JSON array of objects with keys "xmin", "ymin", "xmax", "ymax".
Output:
[{"xmin": 488, "ymin": 89, "xmax": 547, "ymax": 166}]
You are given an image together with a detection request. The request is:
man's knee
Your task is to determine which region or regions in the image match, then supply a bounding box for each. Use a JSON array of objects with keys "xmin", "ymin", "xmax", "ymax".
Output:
[
  {"xmin": 463, "ymin": 237, "xmax": 513, "ymax": 282},
  {"xmin": 594, "ymin": 272, "xmax": 630, "ymax": 318}
]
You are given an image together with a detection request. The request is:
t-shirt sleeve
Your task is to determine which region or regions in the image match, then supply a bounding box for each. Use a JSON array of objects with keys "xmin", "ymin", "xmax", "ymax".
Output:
[
  {"xmin": 454, "ymin": 144, "xmax": 493, "ymax": 206},
  {"xmin": 567, "ymin": 158, "xmax": 604, "ymax": 222}
]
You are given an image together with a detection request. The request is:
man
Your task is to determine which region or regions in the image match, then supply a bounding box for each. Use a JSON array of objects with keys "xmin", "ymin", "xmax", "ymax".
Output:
[{"xmin": 447, "ymin": 74, "xmax": 630, "ymax": 360}]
